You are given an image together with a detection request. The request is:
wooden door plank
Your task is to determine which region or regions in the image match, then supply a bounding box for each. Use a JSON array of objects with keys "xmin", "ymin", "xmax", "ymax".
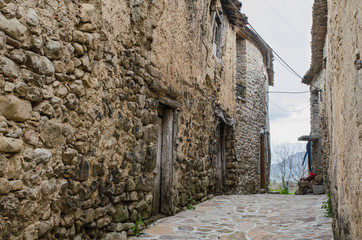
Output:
[
  {"xmin": 160, "ymin": 109, "xmax": 174, "ymax": 215},
  {"xmin": 152, "ymin": 117, "xmax": 163, "ymax": 215},
  {"xmin": 260, "ymin": 134, "xmax": 266, "ymax": 190},
  {"xmin": 216, "ymin": 124, "xmax": 225, "ymax": 193}
]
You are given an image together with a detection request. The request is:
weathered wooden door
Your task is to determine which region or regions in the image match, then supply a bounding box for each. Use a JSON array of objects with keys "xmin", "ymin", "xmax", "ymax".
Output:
[
  {"xmin": 152, "ymin": 117, "xmax": 163, "ymax": 215},
  {"xmin": 216, "ymin": 124, "xmax": 226, "ymax": 193},
  {"xmin": 260, "ymin": 134, "xmax": 266, "ymax": 190},
  {"xmin": 152, "ymin": 108, "xmax": 174, "ymax": 215}
]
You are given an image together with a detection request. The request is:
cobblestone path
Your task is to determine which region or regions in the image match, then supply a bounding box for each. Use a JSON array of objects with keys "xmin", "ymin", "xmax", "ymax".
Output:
[{"xmin": 130, "ymin": 194, "xmax": 333, "ymax": 240}]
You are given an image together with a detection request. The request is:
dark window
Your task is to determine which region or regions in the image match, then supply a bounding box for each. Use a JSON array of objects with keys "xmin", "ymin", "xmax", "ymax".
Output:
[
  {"xmin": 212, "ymin": 10, "xmax": 222, "ymax": 59},
  {"xmin": 236, "ymin": 84, "xmax": 246, "ymax": 99}
]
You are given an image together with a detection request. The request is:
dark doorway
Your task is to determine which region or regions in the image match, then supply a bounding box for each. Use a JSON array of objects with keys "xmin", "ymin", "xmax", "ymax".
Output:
[
  {"xmin": 216, "ymin": 123, "xmax": 226, "ymax": 194},
  {"xmin": 152, "ymin": 107, "xmax": 174, "ymax": 215}
]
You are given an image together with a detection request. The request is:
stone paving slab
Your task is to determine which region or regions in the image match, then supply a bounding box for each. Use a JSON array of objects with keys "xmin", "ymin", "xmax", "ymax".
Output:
[{"xmin": 130, "ymin": 194, "xmax": 333, "ymax": 240}]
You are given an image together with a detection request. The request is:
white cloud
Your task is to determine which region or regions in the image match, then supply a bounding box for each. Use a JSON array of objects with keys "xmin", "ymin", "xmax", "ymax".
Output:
[
  {"xmin": 241, "ymin": 0, "xmax": 314, "ymax": 144},
  {"xmin": 270, "ymin": 107, "xmax": 310, "ymax": 144}
]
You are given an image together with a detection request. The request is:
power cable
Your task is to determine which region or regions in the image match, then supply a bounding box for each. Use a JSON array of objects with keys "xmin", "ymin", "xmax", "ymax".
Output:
[
  {"xmin": 265, "ymin": 0, "xmax": 310, "ymax": 43},
  {"xmin": 273, "ymin": 47, "xmax": 320, "ymax": 92},
  {"xmin": 227, "ymin": 0, "xmax": 321, "ymax": 91},
  {"xmin": 227, "ymin": 0, "xmax": 304, "ymax": 79},
  {"xmin": 270, "ymin": 46, "xmax": 304, "ymax": 79},
  {"xmin": 268, "ymin": 91, "xmax": 310, "ymax": 94},
  {"xmin": 274, "ymin": 57, "xmax": 321, "ymax": 92},
  {"xmin": 275, "ymin": 57, "xmax": 320, "ymax": 92},
  {"xmin": 274, "ymin": 57, "xmax": 301, "ymax": 79},
  {"xmin": 269, "ymin": 99, "xmax": 310, "ymax": 113}
]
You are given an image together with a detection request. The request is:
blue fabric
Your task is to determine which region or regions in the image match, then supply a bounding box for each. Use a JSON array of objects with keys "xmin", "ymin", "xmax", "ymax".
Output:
[
  {"xmin": 302, "ymin": 151, "xmax": 308, "ymax": 166},
  {"xmin": 308, "ymin": 142, "xmax": 312, "ymax": 172},
  {"xmin": 302, "ymin": 141, "xmax": 312, "ymax": 172}
]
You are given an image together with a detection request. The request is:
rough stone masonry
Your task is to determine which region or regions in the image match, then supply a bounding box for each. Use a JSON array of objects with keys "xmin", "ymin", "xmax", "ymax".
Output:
[
  {"xmin": 303, "ymin": 0, "xmax": 362, "ymax": 239},
  {"xmin": 0, "ymin": 0, "xmax": 273, "ymax": 239}
]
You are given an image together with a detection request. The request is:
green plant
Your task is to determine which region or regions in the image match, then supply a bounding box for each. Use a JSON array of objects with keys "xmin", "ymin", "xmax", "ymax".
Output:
[
  {"xmin": 131, "ymin": 217, "xmax": 145, "ymax": 237},
  {"xmin": 187, "ymin": 198, "xmax": 196, "ymax": 210},
  {"xmin": 269, "ymin": 187, "xmax": 293, "ymax": 195},
  {"xmin": 322, "ymin": 193, "xmax": 333, "ymax": 217},
  {"xmin": 280, "ymin": 187, "xmax": 289, "ymax": 195}
]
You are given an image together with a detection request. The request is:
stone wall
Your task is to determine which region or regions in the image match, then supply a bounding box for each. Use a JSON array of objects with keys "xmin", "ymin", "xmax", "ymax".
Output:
[
  {"xmin": 306, "ymin": 0, "xmax": 362, "ymax": 239},
  {"xmin": 310, "ymin": 69, "xmax": 325, "ymax": 176},
  {"xmin": 324, "ymin": 0, "xmax": 362, "ymax": 238},
  {"xmin": 227, "ymin": 38, "xmax": 271, "ymax": 194},
  {"xmin": 0, "ymin": 0, "xmax": 271, "ymax": 239}
]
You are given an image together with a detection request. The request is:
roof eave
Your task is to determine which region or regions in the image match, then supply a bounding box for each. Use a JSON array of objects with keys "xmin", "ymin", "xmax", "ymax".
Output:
[{"xmin": 302, "ymin": 0, "xmax": 328, "ymax": 85}]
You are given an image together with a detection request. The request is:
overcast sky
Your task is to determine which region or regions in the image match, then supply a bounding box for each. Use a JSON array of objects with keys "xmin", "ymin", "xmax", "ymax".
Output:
[{"xmin": 241, "ymin": 0, "xmax": 314, "ymax": 145}]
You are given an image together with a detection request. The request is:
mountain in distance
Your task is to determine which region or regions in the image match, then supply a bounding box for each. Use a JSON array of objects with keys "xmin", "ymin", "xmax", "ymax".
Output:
[{"xmin": 270, "ymin": 152, "xmax": 307, "ymax": 182}]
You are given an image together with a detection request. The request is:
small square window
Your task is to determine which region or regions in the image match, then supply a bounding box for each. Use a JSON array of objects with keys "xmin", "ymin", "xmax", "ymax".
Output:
[{"xmin": 236, "ymin": 84, "xmax": 246, "ymax": 99}]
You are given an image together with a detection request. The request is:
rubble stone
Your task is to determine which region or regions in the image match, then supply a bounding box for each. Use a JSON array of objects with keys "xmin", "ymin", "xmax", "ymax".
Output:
[
  {"xmin": 113, "ymin": 204, "xmax": 129, "ymax": 223},
  {"xmin": 314, "ymin": 175, "xmax": 323, "ymax": 182},
  {"xmin": 80, "ymin": 4, "xmax": 95, "ymax": 23},
  {"xmin": 26, "ymin": 8, "xmax": 39, "ymax": 26},
  {"xmin": 0, "ymin": 30, "xmax": 5, "ymax": 48},
  {"xmin": 0, "ymin": 12, "xmax": 27, "ymax": 41},
  {"xmin": 4, "ymin": 81, "xmax": 15, "ymax": 92},
  {"xmin": 33, "ymin": 148, "xmax": 52, "ymax": 164},
  {"xmin": 41, "ymin": 120, "xmax": 65, "ymax": 147},
  {"xmin": 296, "ymin": 175, "xmax": 324, "ymax": 195},
  {"xmin": 312, "ymin": 185, "xmax": 325, "ymax": 195},
  {"xmin": 9, "ymin": 180, "xmax": 23, "ymax": 191},
  {"xmin": 0, "ymin": 56, "xmax": 20, "ymax": 77},
  {"xmin": 0, "ymin": 136, "xmax": 23, "ymax": 153},
  {"xmin": 10, "ymin": 49, "xmax": 26, "ymax": 64},
  {"xmin": 45, "ymin": 40, "xmax": 62, "ymax": 59},
  {"xmin": 0, "ymin": 95, "xmax": 32, "ymax": 121},
  {"xmin": 0, "ymin": 196, "xmax": 19, "ymax": 217},
  {"xmin": 24, "ymin": 130, "xmax": 38, "ymax": 146},
  {"xmin": 0, "ymin": 178, "xmax": 10, "ymax": 194},
  {"xmin": 38, "ymin": 221, "xmax": 51, "ymax": 236},
  {"xmin": 25, "ymin": 51, "xmax": 55, "ymax": 76}
]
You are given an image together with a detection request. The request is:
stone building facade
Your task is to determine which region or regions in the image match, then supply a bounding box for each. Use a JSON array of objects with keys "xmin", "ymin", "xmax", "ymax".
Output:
[
  {"xmin": 0, "ymin": 0, "xmax": 273, "ymax": 239},
  {"xmin": 303, "ymin": 0, "xmax": 362, "ymax": 239}
]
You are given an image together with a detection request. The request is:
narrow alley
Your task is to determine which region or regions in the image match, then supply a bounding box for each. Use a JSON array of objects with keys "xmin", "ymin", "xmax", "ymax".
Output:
[
  {"xmin": 130, "ymin": 194, "xmax": 333, "ymax": 240},
  {"xmin": 0, "ymin": 0, "xmax": 360, "ymax": 239}
]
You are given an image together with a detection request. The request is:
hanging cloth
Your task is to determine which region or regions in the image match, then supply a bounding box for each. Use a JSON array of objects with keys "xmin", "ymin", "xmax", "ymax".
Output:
[{"xmin": 302, "ymin": 141, "xmax": 312, "ymax": 172}]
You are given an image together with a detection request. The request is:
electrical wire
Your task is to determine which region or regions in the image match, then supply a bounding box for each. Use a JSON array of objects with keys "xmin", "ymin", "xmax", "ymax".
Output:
[
  {"xmin": 226, "ymin": 0, "xmax": 321, "ymax": 92},
  {"xmin": 273, "ymin": 47, "xmax": 320, "ymax": 91},
  {"xmin": 269, "ymin": 99, "xmax": 310, "ymax": 113},
  {"xmin": 268, "ymin": 91, "xmax": 310, "ymax": 94},
  {"xmin": 274, "ymin": 57, "xmax": 302, "ymax": 79},
  {"xmin": 227, "ymin": 0, "xmax": 304, "ymax": 79},
  {"xmin": 270, "ymin": 46, "xmax": 304, "ymax": 79},
  {"xmin": 265, "ymin": 0, "xmax": 310, "ymax": 43}
]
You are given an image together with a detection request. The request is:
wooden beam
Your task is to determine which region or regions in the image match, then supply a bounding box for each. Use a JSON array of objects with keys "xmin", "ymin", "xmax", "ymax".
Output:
[{"xmin": 158, "ymin": 97, "xmax": 181, "ymax": 109}]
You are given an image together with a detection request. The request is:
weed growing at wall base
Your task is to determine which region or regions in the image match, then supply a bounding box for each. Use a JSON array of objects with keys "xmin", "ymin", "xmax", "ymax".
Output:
[
  {"xmin": 321, "ymin": 193, "xmax": 332, "ymax": 217},
  {"xmin": 187, "ymin": 198, "xmax": 197, "ymax": 210},
  {"xmin": 131, "ymin": 217, "xmax": 145, "ymax": 237}
]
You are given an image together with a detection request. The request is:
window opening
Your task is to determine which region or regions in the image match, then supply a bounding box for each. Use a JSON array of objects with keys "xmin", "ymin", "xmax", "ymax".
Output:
[
  {"xmin": 212, "ymin": 9, "xmax": 223, "ymax": 59},
  {"xmin": 236, "ymin": 84, "xmax": 246, "ymax": 99}
]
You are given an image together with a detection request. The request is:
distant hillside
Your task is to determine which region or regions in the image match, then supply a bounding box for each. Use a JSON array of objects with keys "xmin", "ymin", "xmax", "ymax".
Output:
[{"xmin": 270, "ymin": 152, "xmax": 307, "ymax": 182}]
